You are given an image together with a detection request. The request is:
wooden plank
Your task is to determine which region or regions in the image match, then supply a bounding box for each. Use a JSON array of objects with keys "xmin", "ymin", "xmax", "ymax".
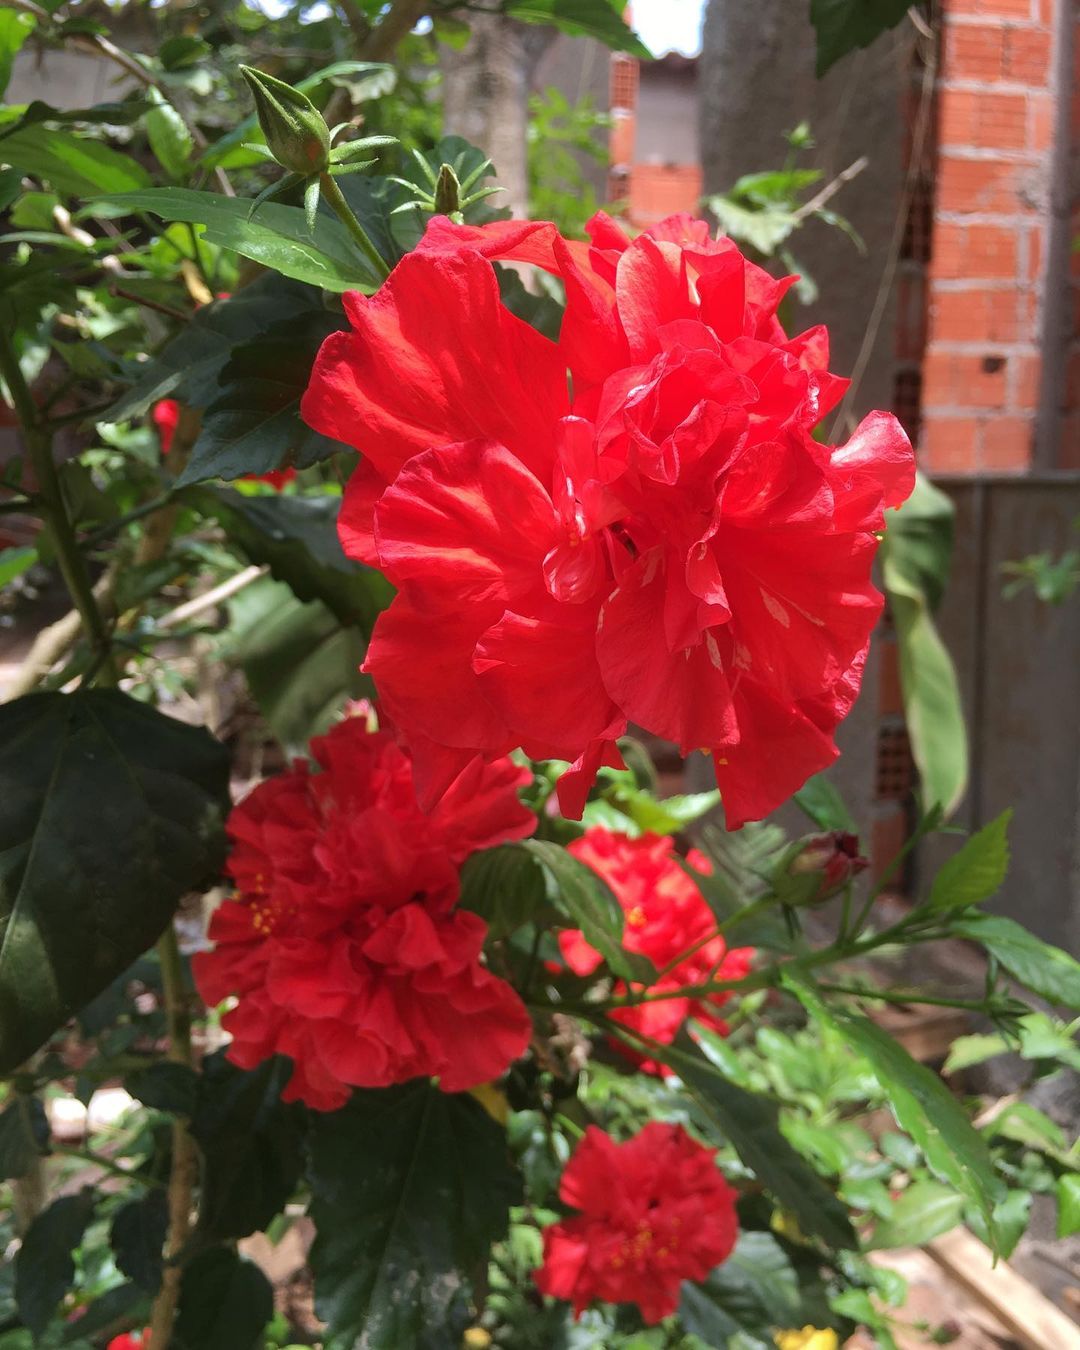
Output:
[{"xmin": 927, "ymin": 1227, "xmax": 1080, "ymax": 1350}]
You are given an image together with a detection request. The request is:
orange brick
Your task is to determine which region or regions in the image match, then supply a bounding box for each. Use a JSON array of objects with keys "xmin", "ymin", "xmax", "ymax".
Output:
[
  {"xmin": 943, "ymin": 23, "xmax": 1006, "ymax": 81},
  {"xmin": 930, "ymin": 222, "xmax": 1019, "ymax": 279},
  {"xmin": 1003, "ymin": 27, "xmax": 1053, "ymax": 82},
  {"xmin": 628, "ymin": 164, "xmax": 702, "ymax": 227},
  {"xmin": 937, "ymin": 155, "xmax": 1032, "ymax": 213},
  {"xmin": 1013, "ymin": 353, "xmax": 1041, "ymax": 406},
  {"xmin": 609, "ymin": 111, "xmax": 635, "ymax": 166},
  {"xmin": 931, "ymin": 288, "xmax": 1024, "ymax": 342},
  {"xmin": 924, "ymin": 351, "xmax": 1009, "ymax": 408},
  {"xmin": 920, "ymin": 415, "xmax": 980, "ymax": 469},
  {"xmin": 1029, "ymin": 95, "xmax": 1055, "ymax": 151},
  {"xmin": 948, "ymin": 0, "xmax": 1033, "ymax": 14},
  {"xmin": 939, "ymin": 89, "xmax": 1028, "ymax": 150},
  {"xmin": 981, "ymin": 415, "xmax": 1033, "ymax": 468},
  {"xmin": 1027, "ymin": 225, "xmax": 1044, "ymax": 281}
]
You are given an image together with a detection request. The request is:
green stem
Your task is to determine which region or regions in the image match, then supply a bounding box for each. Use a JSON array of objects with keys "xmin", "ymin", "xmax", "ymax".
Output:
[
  {"xmin": 147, "ymin": 923, "xmax": 199, "ymax": 1350},
  {"xmin": 82, "ymin": 491, "xmax": 176, "ymax": 548},
  {"xmin": 319, "ymin": 170, "xmax": 390, "ymax": 281},
  {"xmin": 653, "ymin": 893, "xmax": 779, "ymax": 982},
  {"xmin": 813, "ymin": 981, "xmax": 991, "ymax": 1013},
  {"xmin": 0, "ymin": 332, "xmax": 113, "ymax": 670},
  {"xmin": 53, "ymin": 1144, "xmax": 164, "ymax": 1188}
]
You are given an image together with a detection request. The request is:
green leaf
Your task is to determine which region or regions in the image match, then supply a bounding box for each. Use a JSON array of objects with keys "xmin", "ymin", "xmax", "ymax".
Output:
[
  {"xmin": 221, "ymin": 578, "xmax": 369, "ymax": 752},
  {"xmin": 59, "ymin": 1283, "xmax": 148, "ymax": 1344},
  {"xmin": 0, "ymin": 11, "xmax": 35, "ymax": 100},
  {"xmin": 0, "ymin": 690, "xmax": 229, "ymax": 1072},
  {"xmin": 459, "ymin": 844, "xmax": 550, "ymax": 940},
  {"xmin": 521, "ymin": 838, "xmax": 654, "ymax": 985},
  {"xmin": 186, "ymin": 487, "xmax": 391, "ymax": 629},
  {"xmin": 669, "ymin": 1029, "xmax": 857, "ymax": 1250},
  {"xmin": 793, "ymin": 773, "xmax": 857, "ymax": 832},
  {"xmin": 1057, "ymin": 1173, "xmax": 1080, "ymax": 1238},
  {"xmin": 0, "ymin": 125, "xmax": 151, "ymax": 197},
  {"xmin": 927, "ymin": 810, "xmax": 1011, "ymax": 911},
  {"xmin": 308, "ymin": 1081, "xmax": 521, "ymax": 1348},
  {"xmin": 0, "ymin": 546, "xmax": 35, "ymax": 589},
  {"xmin": 680, "ymin": 1231, "xmax": 801, "ymax": 1346},
  {"xmin": 867, "ymin": 1180, "xmax": 964, "ymax": 1249},
  {"xmin": 106, "ymin": 276, "xmax": 324, "ymax": 424},
  {"xmin": 189, "ymin": 1052, "xmax": 307, "ymax": 1245},
  {"xmin": 0, "ymin": 99, "xmax": 151, "ymax": 142},
  {"xmin": 0, "ymin": 1095, "xmax": 48, "ymax": 1181},
  {"xmin": 505, "ymin": 0, "xmax": 651, "ymax": 57},
  {"xmin": 145, "ymin": 89, "xmax": 194, "ymax": 182},
  {"xmin": 175, "ymin": 312, "xmax": 349, "ymax": 485},
  {"xmin": 881, "ymin": 474, "xmax": 967, "ymax": 817},
  {"xmin": 785, "ymin": 974, "xmax": 1004, "ymax": 1236},
  {"xmin": 110, "ymin": 1190, "xmax": 168, "ymax": 1293},
  {"xmin": 173, "ymin": 1248, "xmax": 274, "ymax": 1350},
  {"xmin": 966, "ymin": 1188, "xmax": 1031, "ymax": 1260},
  {"xmin": 612, "ymin": 787, "xmax": 721, "ymax": 835},
  {"xmin": 809, "ymin": 0, "xmax": 913, "ymax": 76},
  {"xmin": 15, "ymin": 1190, "xmax": 96, "ymax": 1336},
  {"xmin": 954, "ymin": 914, "xmax": 1080, "ymax": 1009},
  {"xmin": 942, "ymin": 1032, "xmax": 1009, "ymax": 1075},
  {"xmin": 96, "ymin": 188, "xmax": 380, "ymax": 291},
  {"xmin": 124, "ymin": 1061, "xmax": 200, "ymax": 1115}
]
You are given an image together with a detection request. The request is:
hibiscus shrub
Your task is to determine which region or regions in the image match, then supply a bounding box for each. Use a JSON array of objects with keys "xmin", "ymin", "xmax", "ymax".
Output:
[{"xmin": 3, "ymin": 12, "xmax": 1080, "ymax": 1350}]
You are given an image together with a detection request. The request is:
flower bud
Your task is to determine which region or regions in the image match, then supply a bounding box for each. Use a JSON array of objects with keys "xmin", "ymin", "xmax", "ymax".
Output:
[
  {"xmin": 774, "ymin": 831, "xmax": 868, "ymax": 907},
  {"xmin": 240, "ymin": 66, "xmax": 330, "ymax": 176},
  {"xmin": 433, "ymin": 163, "xmax": 461, "ymax": 217}
]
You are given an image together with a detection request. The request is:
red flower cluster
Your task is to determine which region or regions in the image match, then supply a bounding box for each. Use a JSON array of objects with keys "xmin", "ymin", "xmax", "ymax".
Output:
[
  {"xmin": 559, "ymin": 828, "xmax": 752, "ymax": 1068},
  {"xmin": 302, "ymin": 212, "xmax": 914, "ymax": 828},
  {"xmin": 192, "ymin": 709, "xmax": 535, "ymax": 1110},
  {"xmin": 535, "ymin": 1122, "xmax": 739, "ymax": 1323},
  {"xmin": 152, "ymin": 397, "xmax": 296, "ymax": 489}
]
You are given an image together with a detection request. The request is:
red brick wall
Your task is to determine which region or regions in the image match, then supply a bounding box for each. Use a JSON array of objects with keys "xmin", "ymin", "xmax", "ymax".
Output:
[
  {"xmin": 920, "ymin": 0, "xmax": 1057, "ymax": 472},
  {"xmin": 1063, "ymin": 3, "xmax": 1080, "ymax": 466}
]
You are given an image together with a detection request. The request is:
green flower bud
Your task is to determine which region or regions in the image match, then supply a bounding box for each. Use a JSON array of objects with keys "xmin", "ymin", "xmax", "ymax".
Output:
[
  {"xmin": 773, "ymin": 831, "xmax": 869, "ymax": 908},
  {"xmin": 240, "ymin": 65, "xmax": 330, "ymax": 177},
  {"xmin": 433, "ymin": 163, "xmax": 461, "ymax": 217}
]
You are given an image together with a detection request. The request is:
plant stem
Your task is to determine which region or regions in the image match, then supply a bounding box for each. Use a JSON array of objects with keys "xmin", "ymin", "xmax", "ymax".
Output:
[
  {"xmin": 0, "ymin": 331, "xmax": 114, "ymax": 675},
  {"xmin": 147, "ymin": 923, "xmax": 199, "ymax": 1350},
  {"xmin": 53, "ymin": 1144, "xmax": 165, "ymax": 1188},
  {"xmin": 82, "ymin": 492, "xmax": 177, "ymax": 548},
  {"xmin": 813, "ymin": 982, "xmax": 991, "ymax": 1013},
  {"xmin": 319, "ymin": 171, "xmax": 390, "ymax": 281}
]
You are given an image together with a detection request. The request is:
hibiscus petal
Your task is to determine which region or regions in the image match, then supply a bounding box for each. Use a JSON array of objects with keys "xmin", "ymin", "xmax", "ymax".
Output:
[{"xmin": 829, "ymin": 409, "xmax": 916, "ymax": 530}]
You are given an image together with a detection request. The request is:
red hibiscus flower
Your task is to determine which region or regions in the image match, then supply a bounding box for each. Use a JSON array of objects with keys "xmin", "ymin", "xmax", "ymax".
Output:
[
  {"xmin": 301, "ymin": 213, "xmax": 914, "ymax": 827},
  {"xmin": 535, "ymin": 1122, "xmax": 739, "ymax": 1323},
  {"xmin": 192, "ymin": 707, "xmax": 535, "ymax": 1110},
  {"xmin": 107, "ymin": 1332, "xmax": 149, "ymax": 1350},
  {"xmin": 558, "ymin": 828, "xmax": 752, "ymax": 1069}
]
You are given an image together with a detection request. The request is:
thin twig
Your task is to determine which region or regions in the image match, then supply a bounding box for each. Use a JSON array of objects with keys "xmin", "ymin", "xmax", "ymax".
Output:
[
  {"xmin": 156, "ymin": 564, "xmax": 266, "ymax": 630},
  {"xmin": 791, "ymin": 154, "xmax": 869, "ymax": 224}
]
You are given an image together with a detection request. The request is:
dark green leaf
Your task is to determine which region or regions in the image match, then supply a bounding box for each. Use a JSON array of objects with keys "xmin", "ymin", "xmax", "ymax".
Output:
[
  {"xmin": 0, "ymin": 99, "xmax": 151, "ymax": 142},
  {"xmin": 809, "ymin": 0, "xmax": 914, "ymax": 75},
  {"xmin": 793, "ymin": 774, "xmax": 857, "ymax": 832},
  {"xmin": 176, "ymin": 312, "xmax": 348, "ymax": 485},
  {"xmin": 106, "ymin": 276, "xmax": 324, "ymax": 424},
  {"xmin": 308, "ymin": 1081, "xmax": 521, "ymax": 1348},
  {"xmin": 0, "ymin": 12, "xmax": 35, "ymax": 99},
  {"xmin": 16, "ymin": 1190, "xmax": 96, "ymax": 1336},
  {"xmin": 221, "ymin": 578, "xmax": 369, "ymax": 751},
  {"xmin": 125, "ymin": 1061, "xmax": 200, "ymax": 1116},
  {"xmin": 867, "ymin": 1180, "xmax": 964, "ymax": 1249},
  {"xmin": 189, "ymin": 1052, "xmax": 307, "ymax": 1244},
  {"xmin": 0, "ymin": 1095, "xmax": 48, "ymax": 1180},
  {"xmin": 186, "ymin": 487, "xmax": 390, "ymax": 628},
  {"xmin": 110, "ymin": 1190, "xmax": 168, "ymax": 1293},
  {"xmin": 159, "ymin": 35, "xmax": 210, "ymax": 70},
  {"xmin": 669, "ymin": 1029, "xmax": 857, "ymax": 1250},
  {"xmin": 521, "ymin": 838, "xmax": 654, "ymax": 985},
  {"xmin": 173, "ymin": 1248, "xmax": 273, "ymax": 1350},
  {"xmin": 59, "ymin": 1281, "xmax": 148, "ymax": 1343},
  {"xmin": 785, "ymin": 974, "xmax": 1004, "ymax": 1235},
  {"xmin": 928, "ymin": 810, "xmax": 1011, "ymax": 911},
  {"xmin": 97, "ymin": 188, "xmax": 379, "ymax": 291},
  {"xmin": 954, "ymin": 914, "xmax": 1080, "ymax": 1009},
  {"xmin": 459, "ymin": 845, "xmax": 550, "ymax": 940},
  {"xmin": 505, "ymin": 0, "xmax": 651, "ymax": 57},
  {"xmin": 0, "ymin": 125, "xmax": 151, "ymax": 197},
  {"xmin": 680, "ymin": 1231, "xmax": 801, "ymax": 1346},
  {"xmin": 0, "ymin": 690, "xmax": 229, "ymax": 1071}
]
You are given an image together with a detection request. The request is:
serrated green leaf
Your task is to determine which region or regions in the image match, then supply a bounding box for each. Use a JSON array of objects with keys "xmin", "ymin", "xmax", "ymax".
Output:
[
  {"xmin": 942, "ymin": 1032, "xmax": 1009, "ymax": 1075},
  {"xmin": 308, "ymin": 1081, "xmax": 521, "ymax": 1348},
  {"xmin": 668, "ymin": 1028, "xmax": 857, "ymax": 1251},
  {"xmin": 793, "ymin": 773, "xmax": 857, "ymax": 832},
  {"xmin": 110, "ymin": 1190, "xmax": 168, "ymax": 1293},
  {"xmin": 680, "ymin": 1231, "xmax": 801, "ymax": 1346},
  {"xmin": 809, "ymin": 0, "xmax": 913, "ymax": 75},
  {"xmin": 954, "ymin": 914, "xmax": 1080, "ymax": 1009},
  {"xmin": 785, "ymin": 974, "xmax": 1004, "ymax": 1238},
  {"xmin": 16, "ymin": 1190, "xmax": 96, "ymax": 1336},
  {"xmin": 505, "ymin": 0, "xmax": 651, "ymax": 57},
  {"xmin": 189, "ymin": 1052, "xmax": 307, "ymax": 1245},
  {"xmin": 927, "ymin": 810, "xmax": 1011, "ymax": 911},
  {"xmin": 459, "ymin": 844, "xmax": 549, "ymax": 939},
  {"xmin": 124, "ymin": 1061, "xmax": 200, "ymax": 1115},
  {"xmin": 1, "ymin": 124, "xmax": 151, "ymax": 197},
  {"xmin": 0, "ymin": 690, "xmax": 229, "ymax": 1071},
  {"xmin": 96, "ymin": 187, "xmax": 379, "ymax": 291},
  {"xmin": 173, "ymin": 1247, "xmax": 273, "ymax": 1350}
]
